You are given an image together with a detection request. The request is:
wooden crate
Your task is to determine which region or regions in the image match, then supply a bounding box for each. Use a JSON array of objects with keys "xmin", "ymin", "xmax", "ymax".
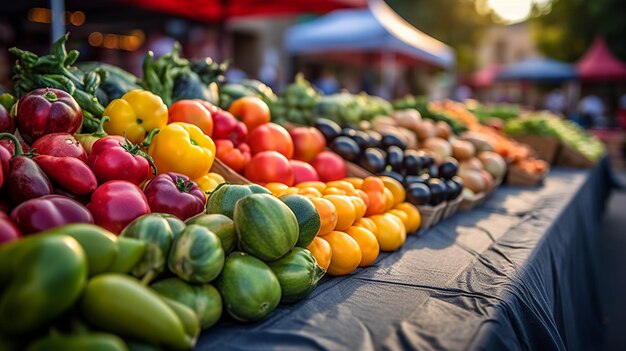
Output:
[
  {"xmin": 505, "ymin": 165, "xmax": 546, "ymax": 186},
  {"xmin": 459, "ymin": 192, "xmax": 487, "ymax": 212},
  {"xmin": 209, "ymin": 158, "xmax": 250, "ymax": 185},
  {"xmin": 442, "ymin": 195, "xmax": 463, "ymax": 220},
  {"xmin": 555, "ymin": 144, "xmax": 597, "ymax": 169},
  {"xmin": 418, "ymin": 201, "xmax": 446, "ymax": 230},
  {"xmin": 347, "ymin": 162, "xmax": 374, "ymax": 178},
  {"xmin": 511, "ymin": 135, "xmax": 561, "ymax": 164}
]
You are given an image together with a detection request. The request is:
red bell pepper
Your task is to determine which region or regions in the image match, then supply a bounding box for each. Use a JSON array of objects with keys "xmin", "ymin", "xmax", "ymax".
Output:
[
  {"xmin": 34, "ymin": 155, "xmax": 98, "ymax": 195},
  {"xmin": 143, "ymin": 172, "xmax": 206, "ymax": 221},
  {"xmin": 31, "ymin": 133, "xmax": 87, "ymax": 161},
  {"xmin": 0, "ymin": 212, "xmax": 21, "ymax": 244},
  {"xmin": 86, "ymin": 180, "xmax": 151, "ymax": 234},
  {"xmin": 211, "ymin": 109, "xmax": 248, "ymax": 146},
  {"xmin": 11, "ymin": 195, "xmax": 93, "ymax": 234},
  {"xmin": 215, "ymin": 139, "xmax": 251, "ymax": 173},
  {"xmin": 16, "ymin": 88, "xmax": 83, "ymax": 144},
  {"xmin": 0, "ymin": 133, "xmax": 52, "ymax": 205},
  {"xmin": 87, "ymin": 135, "xmax": 156, "ymax": 186}
]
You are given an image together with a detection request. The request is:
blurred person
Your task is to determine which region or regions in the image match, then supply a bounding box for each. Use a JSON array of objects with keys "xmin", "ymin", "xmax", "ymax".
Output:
[
  {"xmin": 578, "ymin": 94, "xmax": 605, "ymax": 128},
  {"xmin": 314, "ymin": 71, "xmax": 339, "ymax": 95},
  {"xmin": 454, "ymin": 85, "xmax": 472, "ymax": 102},
  {"xmin": 544, "ymin": 89, "xmax": 565, "ymax": 115},
  {"xmin": 226, "ymin": 66, "xmax": 247, "ymax": 84},
  {"xmin": 618, "ymin": 94, "xmax": 626, "ymax": 130}
]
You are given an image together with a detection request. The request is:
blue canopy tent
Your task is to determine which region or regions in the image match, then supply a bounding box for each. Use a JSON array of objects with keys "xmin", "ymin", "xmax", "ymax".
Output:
[
  {"xmin": 496, "ymin": 57, "xmax": 577, "ymax": 82},
  {"xmin": 285, "ymin": 0, "xmax": 454, "ymax": 97}
]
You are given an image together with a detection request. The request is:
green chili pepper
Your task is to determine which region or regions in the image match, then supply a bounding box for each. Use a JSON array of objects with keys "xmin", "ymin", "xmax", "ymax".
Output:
[
  {"xmin": 0, "ymin": 235, "xmax": 87, "ymax": 335},
  {"xmin": 40, "ymin": 224, "xmax": 119, "ymax": 276},
  {"xmin": 26, "ymin": 333, "xmax": 128, "ymax": 351},
  {"xmin": 80, "ymin": 274, "xmax": 196, "ymax": 350}
]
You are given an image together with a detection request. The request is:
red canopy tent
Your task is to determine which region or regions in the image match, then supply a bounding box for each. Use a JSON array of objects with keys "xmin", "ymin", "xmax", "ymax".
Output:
[
  {"xmin": 122, "ymin": 0, "xmax": 367, "ymax": 22},
  {"xmin": 577, "ymin": 37, "xmax": 626, "ymax": 81}
]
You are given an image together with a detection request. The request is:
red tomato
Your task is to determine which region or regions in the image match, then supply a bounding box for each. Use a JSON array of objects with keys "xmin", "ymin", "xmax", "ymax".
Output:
[
  {"xmin": 248, "ymin": 123, "xmax": 294, "ymax": 158},
  {"xmin": 311, "ymin": 151, "xmax": 347, "ymax": 182},
  {"xmin": 168, "ymin": 100, "xmax": 214, "ymax": 136},
  {"xmin": 290, "ymin": 159, "xmax": 319, "ymax": 184},
  {"xmin": 289, "ymin": 127, "xmax": 326, "ymax": 163},
  {"xmin": 228, "ymin": 96, "xmax": 270, "ymax": 132},
  {"xmin": 244, "ymin": 151, "xmax": 294, "ymax": 186}
]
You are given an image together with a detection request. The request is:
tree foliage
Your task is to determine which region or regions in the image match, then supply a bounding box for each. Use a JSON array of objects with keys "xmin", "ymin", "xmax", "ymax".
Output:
[
  {"xmin": 384, "ymin": 0, "xmax": 494, "ymax": 73},
  {"xmin": 531, "ymin": 0, "xmax": 626, "ymax": 62}
]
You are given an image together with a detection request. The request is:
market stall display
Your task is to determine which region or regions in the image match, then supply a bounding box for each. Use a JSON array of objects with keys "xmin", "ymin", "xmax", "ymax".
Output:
[{"xmin": 0, "ymin": 33, "xmax": 613, "ymax": 350}]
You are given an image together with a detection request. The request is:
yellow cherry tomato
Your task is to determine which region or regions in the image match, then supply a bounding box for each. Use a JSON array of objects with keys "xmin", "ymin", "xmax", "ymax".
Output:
[
  {"xmin": 380, "ymin": 176, "xmax": 406, "ymax": 205},
  {"xmin": 345, "ymin": 226, "xmax": 379, "ymax": 267},
  {"xmin": 309, "ymin": 197, "xmax": 337, "ymax": 236},
  {"xmin": 322, "ymin": 231, "xmax": 361, "ymax": 276},
  {"xmin": 323, "ymin": 195, "xmax": 356, "ymax": 231},
  {"xmin": 307, "ymin": 236, "xmax": 332, "ymax": 271},
  {"xmin": 368, "ymin": 213, "xmax": 406, "ymax": 251},
  {"xmin": 394, "ymin": 202, "xmax": 421, "ymax": 233}
]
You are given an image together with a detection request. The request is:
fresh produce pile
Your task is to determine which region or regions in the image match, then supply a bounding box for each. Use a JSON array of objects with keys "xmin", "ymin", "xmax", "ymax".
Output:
[
  {"xmin": 271, "ymin": 74, "xmax": 393, "ymax": 126},
  {"xmin": 0, "ymin": 34, "xmax": 577, "ymax": 350},
  {"xmin": 504, "ymin": 112, "xmax": 605, "ymax": 162},
  {"xmin": 425, "ymin": 100, "xmax": 549, "ymax": 178}
]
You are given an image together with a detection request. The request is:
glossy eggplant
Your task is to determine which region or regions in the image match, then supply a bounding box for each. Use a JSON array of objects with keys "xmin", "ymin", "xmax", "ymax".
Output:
[
  {"xmin": 358, "ymin": 148, "xmax": 386, "ymax": 174},
  {"xmin": 329, "ymin": 136, "xmax": 360, "ymax": 162}
]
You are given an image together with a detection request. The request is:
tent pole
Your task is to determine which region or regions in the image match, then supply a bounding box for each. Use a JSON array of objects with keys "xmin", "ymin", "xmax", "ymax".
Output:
[{"xmin": 50, "ymin": 0, "xmax": 65, "ymax": 43}]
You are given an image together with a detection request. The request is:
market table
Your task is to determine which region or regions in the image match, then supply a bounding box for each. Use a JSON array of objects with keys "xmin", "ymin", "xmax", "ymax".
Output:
[{"xmin": 197, "ymin": 158, "xmax": 615, "ymax": 351}]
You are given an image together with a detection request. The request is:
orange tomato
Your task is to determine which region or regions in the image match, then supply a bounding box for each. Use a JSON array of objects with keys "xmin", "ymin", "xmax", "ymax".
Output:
[
  {"xmin": 265, "ymin": 182, "xmax": 289, "ymax": 196},
  {"xmin": 168, "ymin": 100, "xmax": 214, "ymax": 136},
  {"xmin": 361, "ymin": 176, "xmax": 385, "ymax": 193},
  {"xmin": 323, "ymin": 195, "xmax": 357, "ymax": 231},
  {"xmin": 394, "ymin": 202, "xmax": 421, "ymax": 233},
  {"xmin": 322, "ymin": 231, "xmax": 362, "ymax": 276},
  {"xmin": 362, "ymin": 176, "xmax": 386, "ymax": 216},
  {"xmin": 309, "ymin": 197, "xmax": 338, "ymax": 236},
  {"xmin": 364, "ymin": 191, "xmax": 386, "ymax": 217},
  {"xmin": 346, "ymin": 226, "xmax": 379, "ymax": 267},
  {"xmin": 343, "ymin": 177, "xmax": 363, "ymax": 189},
  {"xmin": 325, "ymin": 180, "xmax": 356, "ymax": 195},
  {"xmin": 307, "ymin": 236, "xmax": 332, "ymax": 271},
  {"xmin": 298, "ymin": 187, "xmax": 323, "ymax": 198},
  {"xmin": 354, "ymin": 217, "xmax": 378, "ymax": 238},
  {"xmin": 380, "ymin": 176, "xmax": 405, "ymax": 205},
  {"xmin": 383, "ymin": 187, "xmax": 395, "ymax": 211},
  {"xmin": 228, "ymin": 96, "xmax": 271, "ymax": 132},
  {"xmin": 350, "ymin": 196, "xmax": 367, "ymax": 223},
  {"xmin": 369, "ymin": 213, "xmax": 406, "ymax": 251}
]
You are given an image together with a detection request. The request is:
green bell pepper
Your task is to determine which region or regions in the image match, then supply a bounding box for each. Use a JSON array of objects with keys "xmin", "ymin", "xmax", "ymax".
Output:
[
  {"xmin": 26, "ymin": 332, "xmax": 128, "ymax": 351},
  {"xmin": 0, "ymin": 235, "xmax": 87, "ymax": 335},
  {"xmin": 80, "ymin": 274, "xmax": 196, "ymax": 350},
  {"xmin": 121, "ymin": 214, "xmax": 175, "ymax": 284},
  {"xmin": 168, "ymin": 224, "xmax": 224, "ymax": 284}
]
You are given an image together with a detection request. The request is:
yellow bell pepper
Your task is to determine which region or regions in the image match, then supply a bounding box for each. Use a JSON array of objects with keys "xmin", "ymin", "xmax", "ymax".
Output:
[
  {"xmin": 148, "ymin": 122, "xmax": 216, "ymax": 179},
  {"xmin": 103, "ymin": 90, "xmax": 168, "ymax": 144},
  {"xmin": 193, "ymin": 172, "xmax": 225, "ymax": 198}
]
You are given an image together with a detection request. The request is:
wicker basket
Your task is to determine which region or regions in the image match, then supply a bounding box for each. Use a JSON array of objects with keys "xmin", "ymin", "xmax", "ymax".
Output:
[
  {"xmin": 418, "ymin": 201, "xmax": 446, "ymax": 230},
  {"xmin": 511, "ymin": 135, "xmax": 561, "ymax": 164},
  {"xmin": 442, "ymin": 195, "xmax": 463, "ymax": 220},
  {"xmin": 505, "ymin": 165, "xmax": 546, "ymax": 186},
  {"xmin": 555, "ymin": 144, "xmax": 597, "ymax": 168},
  {"xmin": 209, "ymin": 158, "xmax": 250, "ymax": 185}
]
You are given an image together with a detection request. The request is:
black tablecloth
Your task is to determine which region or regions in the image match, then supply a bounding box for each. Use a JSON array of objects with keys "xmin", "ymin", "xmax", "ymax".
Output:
[{"xmin": 196, "ymin": 159, "xmax": 615, "ymax": 351}]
